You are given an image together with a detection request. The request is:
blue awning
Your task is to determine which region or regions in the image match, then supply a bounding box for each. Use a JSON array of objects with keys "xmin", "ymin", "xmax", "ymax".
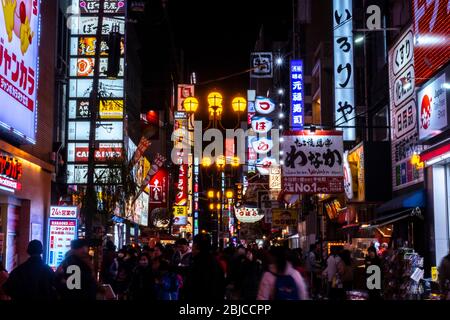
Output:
[{"xmin": 375, "ymin": 190, "xmax": 425, "ymax": 214}]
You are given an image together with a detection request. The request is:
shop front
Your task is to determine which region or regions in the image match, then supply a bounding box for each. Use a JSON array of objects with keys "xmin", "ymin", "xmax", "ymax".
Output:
[
  {"xmin": 418, "ymin": 64, "xmax": 450, "ymax": 269},
  {"xmin": 0, "ymin": 141, "xmax": 53, "ymax": 271}
]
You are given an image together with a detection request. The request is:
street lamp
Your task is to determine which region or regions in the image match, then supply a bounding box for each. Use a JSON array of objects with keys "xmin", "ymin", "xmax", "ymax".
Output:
[
  {"xmin": 201, "ymin": 157, "xmax": 212, "ymax": 167},
  {"xmin": 207, "ymin": 190, "xmax": 215, "ymax": 199},
  {"xmin": 231, "ymin": 96, "xmax": 247, "ymax": 113},
  {"xmin": 183, "ymin": 96, "xmax": 199, "ymax": 113},
  {"xmin": 225, "ymin": 190, "xmax": 234, "ymax": 199}
]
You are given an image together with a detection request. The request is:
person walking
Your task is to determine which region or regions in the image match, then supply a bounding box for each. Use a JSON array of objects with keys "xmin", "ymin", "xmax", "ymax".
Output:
[
  {"xmin": 100, "ymin": 240, "xmax": 117, "ymax": 286},
  {"xmin": 55, "ymin": 239, "xmax": 97, "ymax": 300},
  {"xmin": 2, "ymin": 240, "xmax": 57, "ymax": 301},
  {"xmin": 305, "ymin": 243, "xmax": 322, "ymax": 299},
  {"xmin": 240, "ymin": 249, "xmax": 263, "ymax": 300},
  {"xmin": 257, "ymin": 246, "xmax": 309, "ymax": 300},
  {"xmin": 438, "ymin": 252, "xmax": 450, "ymax": 300},
  {"xmin": 155, "ymin": 258, "xmax": 180, "ymax": 300},
  {"xmin": 322, "ymin": 246, "xmax": 342, "ymax": 300},
  {"xmin": 128, "ymin": 253, "xmax": 156, "ymax": 300},
  {"xmin": 0, "ymin": 263, "xmax": 10, "ymax": 300},
  {"xmin": 183, "ymin": 234, "xmax": 225, "ymax": 301},
  {"xmin": 335, "ymin": 249, "xmax": 354, "ymax": 300}
]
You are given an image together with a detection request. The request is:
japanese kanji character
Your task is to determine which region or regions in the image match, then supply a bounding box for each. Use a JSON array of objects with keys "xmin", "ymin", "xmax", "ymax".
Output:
[
  {"xmin": 292, "ymin": 81, "xmax": 302, "ymax": 90},
  {"xmin": 293, "ymin": 92, "xmax": 302, "ymax": 102},
  {"xmin": 324, "ymin": 139, "xmax": 332, "ymax": 147},
  {"xmin": 316, "ymin": 139, "xmax": 323, "ymax": 147},
  {"xmin": 293, "ymin": 104, "xmax": 302, "ymax": 113}
]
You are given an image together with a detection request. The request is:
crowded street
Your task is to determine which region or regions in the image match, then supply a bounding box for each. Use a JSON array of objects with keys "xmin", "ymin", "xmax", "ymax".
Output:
[{"xmin": 0, "ymin": 0, "xmax": 450, "ymax": 311}]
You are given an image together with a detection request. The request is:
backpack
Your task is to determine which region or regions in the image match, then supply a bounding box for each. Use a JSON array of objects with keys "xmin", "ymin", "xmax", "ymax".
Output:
[{"xmin": 273, "ymin": 274, "xmax": 300, "ymax": 300}]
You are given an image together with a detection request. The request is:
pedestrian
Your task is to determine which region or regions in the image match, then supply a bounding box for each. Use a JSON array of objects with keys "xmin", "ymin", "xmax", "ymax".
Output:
[
  {"xmin": 335, "ymin": 249, "xmax": 354, "ymax": 300},
  {"xmin": 128, "ymin": 253, "xmax": 156, "ymax": 300},
  {"xmin": 240, "ymin": 249, "xmax": 263, "ymax": 300},
  {"xmin": 171, "ymin": 238, "xmax": 193, "ymax": 269},
  {"xmin": 155, "ymin": 258, "xmax": 180, "ymax": 300},
  {"xmin": 365, "ymin": 246, "xmax": 382, "ymax": 300},
  {"xmin": 100, "ymin": 240, "xmax": 116, "ymax": 285},
  {"xmin": 115, "ymin": 247, "xmax": 137, "ymax": 299},
  {"xmin": 154, "ymin": 243, "xmax": 164, "ymax": 259},
  {"xmin": 322, "ymin": 246, "xmax": 342, "ymax": 300},
  {"xmin": 183, "ymin": 233, "xmax": 225, "ymax": 301},
  {"xmin": 438, "ymin": 251, "xmax": 450, "ymax": 300},
  {"xmin": 55, "ymin": 239, "xmax": 97, "ymax": 300},
  {"xmin": 228, "ymin": 245, "xmax": 246, "ymax": 299},
  {"xmin": 0, "ymin": 263, "xmax": 10, "ymax": 300},
  {"xmin": 305, "ymin": 243, "xmax": 322, "ymax": 299},
  {"xmin": 257, "ymin": 246, "xmax": 309, "ymax": 300},
  {"xmin": 2, "ymin": 240, "xmax": 57, "ymax": 301}
]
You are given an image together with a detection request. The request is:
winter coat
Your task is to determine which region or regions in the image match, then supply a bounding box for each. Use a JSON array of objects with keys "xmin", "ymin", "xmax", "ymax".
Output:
[
  {"xmin": 128, "ymin": 265, "xmax": 156, "ymax": 300},
  {"xmin": 438, "ymin": 254, "xmax": 450, "ymax": 298},
  {"xmin": 2, "ymin": 256, "xmax": 57, "ymax": 301}
]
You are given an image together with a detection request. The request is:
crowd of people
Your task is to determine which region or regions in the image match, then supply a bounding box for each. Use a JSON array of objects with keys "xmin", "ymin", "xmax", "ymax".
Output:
[{"xmin": 2, "ymin": 235, "xmax": 450, "ymax": 301}]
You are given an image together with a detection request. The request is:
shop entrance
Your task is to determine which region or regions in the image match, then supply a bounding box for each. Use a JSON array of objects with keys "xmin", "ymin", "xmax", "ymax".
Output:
[{"xmin": 0, "ymin": 202, "xmax": 21, "ymax": 271}]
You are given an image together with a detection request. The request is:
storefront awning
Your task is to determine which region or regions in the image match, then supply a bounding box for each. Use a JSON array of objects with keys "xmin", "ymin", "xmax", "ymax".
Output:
[
  {"xmin": 375, "ymin": 190, "xmax": 425, "ymax": 214},
  {"xmin": 363, "ymin": 207, "xmax": 423, "ymax": 230}
]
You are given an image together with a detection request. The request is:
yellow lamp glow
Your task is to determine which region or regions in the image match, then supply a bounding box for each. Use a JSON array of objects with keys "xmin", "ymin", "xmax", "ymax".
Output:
[
  {"xmin": 207, "ymin": 91, "xmax": 223, "ymax": 108},
  {"xmin": 183, "ymin": 96, "xmax": 199, "ymax": 113},
  {"xmin": 231, "ymin": 156, "xmax": 240, "ymax": 167},
  {"xmin": 216, "ymin": 155, "xmax": 226, "ymax": 169},
  {"xmin": 226, "ymin": 190, "xmax": 234, "ymax": 199},
  {"xmin": 216, "ymin": 203, "xmax": 221, "ymax": 210},
  {"xmin": 209, "ymin": 203, "xmax": 214, "ymax": 210},
  {"xmin": 207, "ymin": 190, "xmax": 215, "ymax": 199},
  {"xmin": 216, "ymin": 191, "xmax": 221, "ymax": 199},
  {"xmin": 202, "ymin": 157, "xmax": 212, "ymax": 167},
  {"xmin": 232, "ymin": 96, "xmax": 247, "ymax": 112},
  {"xmin": 411, "ymin": 153, "xmax": 420, "ymax": 165}
]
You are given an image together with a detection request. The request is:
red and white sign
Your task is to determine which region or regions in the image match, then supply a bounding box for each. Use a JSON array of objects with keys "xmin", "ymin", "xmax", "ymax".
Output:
[
  {"xmin": 234, "ymin": 207, "xmax": 264, "ymax": 223},
  {"xmin": 256, "ymin": 157, "xmax": 277, "ymax": 175},
  {"xmin": 282, "ymin": 130, "xmax": 344, "ymax": 194},
  {"xmin": 47, "ymin": 219, "xmax": 77, "ymax": 269},
  {"xmin": 149, "ymin": 168, "xmax": 168, "ymax": 204},
  {"xmin": 49, "ymin": 206, "xmax": 78, "ymax": 219},
  {"xmin": 255, "ymin": 97, "xmax": 275, "ymax": 114},
  {"xmin": 413, "ymin": 0, "xmax": 450, "ymax": 86},
  {"xmin": 251, "ymin": 137, "xmax": 273, "ymax": 154},
  {"xmin": 418, "ymin": 71, "xmax": 448, "ymax": 141},
  {"xmin": 0, "ymin": 153, "xmax": 23, "ymax": 192},
  {"xmin": 0, "ymin": 176, "xmax": 21, "ymax": 192},
  {"xmin": 69, "ymin": 143, "xmax": 123, "ymax": 162},
  {"xmin": 251, "ymin": 116, "xmax": 273, "ymax": 134},
  {"xmin": 0, "ymin": 0, "xmax": 41, "ymax": 143},
  {"xmin": 175, "ymin": 164, "xmax": 188, "ymax": 205}
]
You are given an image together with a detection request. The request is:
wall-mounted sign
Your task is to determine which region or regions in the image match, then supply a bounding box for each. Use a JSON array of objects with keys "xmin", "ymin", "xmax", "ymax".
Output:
[
  {"xmin": 347, "ymin": 144, "xmax": 365, "ymax": 201},
  {"xmin": 388, "ymin": 26, "xmax": 423, "ymax": 191},
  {"xmin": 0, "ymin": 0, "xmax": 41, "ymax": 143},
  {"xmin": 250, "ymin": 52, "xmax": 273, "ymax": 78},
  {"xmin": 99, "ymin": 100, "xmax": 124, "ymax": 119},
  {"xmin": 256, "ymin": 157, "xmax": 277, "ymax": 176},
  {"xmin": 69, "ymin": 16, "xmax": 125, "ymax": 35},
  {"xmin": 255, "ymin": 97, "xmax": 275, "ymax": 114},
  {"xmin": 272, "ymin": 209, "xmax": 298, "ymax": 229},
  {"xmin": 67, "ymin": 142, "xmax": 123, "ymax": 162},
  {"xmin": 333, "ymin": 0, "xmax": 355, "ymax": 141},
  {"xmin": 343, "ymin": 151, "xmax": 353, "ymax": 200},
  {"xmin": 149, "ymin": 168, "xmax": 168, "ymax": 204},
  {"xmin": 175, "ymin": 164, "xmax": 188, "ymax": 205},
  {"xmin": 0, "ymin": 153, "xmax": 23, "ymax": 192},
  {"xmin": 282, "ymin": 130, "xmax": 344, "ymax": 194},
  {"xmin": 234, "ymin": 207, "xmax": 264, "ymax": 223},
  {"xmin": 173, "ymin": 206, "xmax": 188, "ymax": 225},
  {"xmin": 418, "ymin": 71, "xmax": 449, "ymax": 141},
  {"xmin": 290, "ymin": 60, "xmax": 304, "ymax": 129},
  {"xmin": 251, "ymin": 137, "xmax": 273, "ymax": 154},
  {"xmin": 413, "ymin": 0, "xmax": 450, "ymax": 86},
  {"xmin": 50, "ymin": 206, "xmax": 78, "ymax": 219},
  {"xmin": 251, "ymin": 116, "xmax": 273, "ymax": 134},
  {"xmin": 68, "ymin": 79, "xmax": 124, "ymax": 98},
  {"xmin": 78, "ymin": 0, "xmax": 126, "ymax": 14}
]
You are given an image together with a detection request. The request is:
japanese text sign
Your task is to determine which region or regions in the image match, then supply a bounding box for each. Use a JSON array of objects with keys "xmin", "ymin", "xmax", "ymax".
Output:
[{"xmin": 290, "ymin": 60, "xmax": 304, "ymax": 129}]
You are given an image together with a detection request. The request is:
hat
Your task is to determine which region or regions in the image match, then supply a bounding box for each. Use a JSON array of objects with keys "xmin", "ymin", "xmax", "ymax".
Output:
[
  {"xmin": 27, "ymin": 240, "xmax": 43, "ymax": 255},
  {"xmin": 71, "ymin": 239, "xmax": 88, "ymax": 250}
]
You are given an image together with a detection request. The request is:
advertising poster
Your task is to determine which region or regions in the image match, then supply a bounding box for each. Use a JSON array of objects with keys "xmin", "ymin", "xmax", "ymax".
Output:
[
  {"xmin": 272, "ymin": 209, "xmax": 298, "ymax": 229},
  {"xmin": 173, "ymin": 206, "xmax": 188, "ymax": 225},
  {"xmin": 47, "ymin": 219, "xmax": 78, "ymax": 270},
  {"xmin": 282, "ymin": 130, "xmax": 344, "ymax": 194},
  {"xmin": 0, "ymin": 0, "xmax": 41, "ymax": 143}
]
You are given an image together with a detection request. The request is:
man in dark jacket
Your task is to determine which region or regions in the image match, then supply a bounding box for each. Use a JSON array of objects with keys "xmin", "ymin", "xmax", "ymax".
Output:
[
  {"xmin": 2, "ymin": 240, "xmax": 57, "ymax": 301},
  {"xmin": 184, "ymin": 234, "xmax": 225, "ymax": 301},
  {"xmin": 55, "ymin": 239, "xmax": 97, "ymax": 300}
]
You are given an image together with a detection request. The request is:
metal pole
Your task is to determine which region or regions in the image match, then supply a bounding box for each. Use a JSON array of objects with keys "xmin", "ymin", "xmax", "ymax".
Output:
[{"xmin": 85, "ymin": 0, "xmax": 105, "ymax": 241}]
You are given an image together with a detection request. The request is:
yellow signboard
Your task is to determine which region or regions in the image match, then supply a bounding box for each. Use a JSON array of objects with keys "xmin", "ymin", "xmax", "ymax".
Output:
[
  {"xmin": 100, "ymin": 100, "xmax": 124, "ymax": 119},
  {"xmin": 431, "ymin": 266, "xmax": 438, "ymax": 282},
  {"xmin": 272, "ymin": 209, "xmax": 298, "ymax": 229},
  {"xmin": 173, "ymin": 206, "xmax": 187, "ymax": 225}
]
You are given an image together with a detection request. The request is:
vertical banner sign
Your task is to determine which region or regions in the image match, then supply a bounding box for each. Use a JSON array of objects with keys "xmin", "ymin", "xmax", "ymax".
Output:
[
  {"xmin": 412, "ymin": 0, "xmax": 450, "ymax": 86},
  {"xmin": 388, "ymin": 26, "xmax": 423, "ymax": 191},
  {"xmin": 175, "ymin": 164, "xmax": 188, "ymax": 206},
  {"xmin": 333, "ymin": 0, "xmax": 356, "ymax": 141},
  {"xmin": 148, "ymin": 168, "xmax": 168, "ymax": 204},
  {"xmin": 47, "ymin": 206, "xmax": 78, "ymax": 270},
  {"xmin": 290, "ymin": 60, "xmax": 304, "ymax": 129},
  {"xmin": 131, "ymin": 136, "xmax": 151, "ymax": 167},
  {"xmin": 282, "ymin": 130, "xmax": 344, "ymax": 194},
  {"xmin": 0, "ymin": 0, "xmax": 41, "ymax": 143},
  {"xmin": 250, "ymin": 52, "xmax": 273, "ymax": 78},
  {"xmin": 194, "ymin": 157, "xmax": 199, "ymax": 236}
]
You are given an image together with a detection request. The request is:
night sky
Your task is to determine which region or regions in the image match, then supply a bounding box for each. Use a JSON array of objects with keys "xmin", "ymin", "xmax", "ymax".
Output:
[{"xmin": 138, "ymin": 0, "xmax": 292, "ymax": 109}]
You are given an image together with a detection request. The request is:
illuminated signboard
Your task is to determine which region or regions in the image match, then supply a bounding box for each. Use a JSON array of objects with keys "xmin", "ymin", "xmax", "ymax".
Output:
[
  {"xmin": 173, "ymin": 206, "xmax": 188, "ymax": 225},
  {"xmin": 282, "ymin": 130, "xmax": 344, "ymax": 194},
  {"xmin": 290, "ymin": 60, "xmax": 304, "ymax": 129},
  {"xmin": 66, "ymin": 164, "xmax": 121, "ymax": 184},
  {"xmin": 333, "ymin": 0, "xmax": 355, "ymax": 141},
  {"xmin": 67, "ymin": 142, "xmax": 123, "ymax": 162},
  {"xmin": 272, "ymin": 209, "xmax": 298, "ymax": 229},
  {"xmin": 77, "ymin": 0, "xmax": 126, "ymax": 14},
  {"xmin": 250, "ymin": 52, "xmax": 273, "ymax": 78},
  {"xmin": 177, "ymin": 84, "xmax": 194, "ymax": 111},
  {"xmin": 251, "ymin": 116, "xmax": 272, "ymax": 134},
  {"xmin": 68, "ymin": 79, "xmax": 124, "ymax": 98},
  {"xmin": 0, "ymin": 153, "xmax": 23, "ymax": 192},
  {"xmin": 47, "ymin": 219, "xmax": 78, "ymax": 270},
  {"xmin": 50, "ymin": 206, "xmax": 78, "ymax": 219},
  {"xmin": 413, "ymin": 0, "xmax": 450, "ymax": 85},
  {"xmin": 251, "ymin": 137, "xmax": 273, "ymax": 154},
  {"xmin": 255, "ymin": 97, "xmax": 275, "ymax": 114},
  {"xmin": 388, "ymin": 26, "xmax": 423, "ymax": 191},
  {"xmin": 417, "ymin": 67, "xmax": 449, "ymax": 141},
  {"xmin": 69, "ymin": 57, "xmax": 124, "ymax": 77},
  {"xmin": 69, "ymin": 16, "xmax": 125, "ymax": 35},
  {"xmin": 234, "ymin": 207, "xmax": 264, "ymax": 223},
  {"xmin": 0, "ymin": 0, "xmax": 41, "ymax": 143},
  {"xmin": 256, "ymin": 157, "xmax": 277, "ymax": 176}
]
